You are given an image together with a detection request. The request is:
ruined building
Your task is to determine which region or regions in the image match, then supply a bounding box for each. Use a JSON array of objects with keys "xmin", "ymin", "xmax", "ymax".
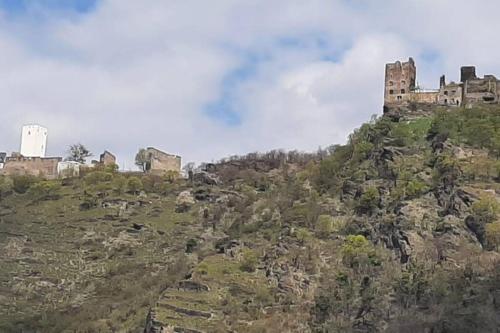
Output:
[
  {"xmin": 384, "ymin": 58, "xmax": 500, "ymax": 108},
  {"xmin": 0, "ymin": 126, "xmax": 120, "ymax": 179},
  {"xmin": 99, "ymin": 150, "xmax": 117, "ymax": 166},
  {"xmin": 144, "ymin": 147, "xmax": 181, "ymax": 174},
  {"xmin": 0, "ymin": 125, "xmax": 61, "ymax": 179},
  {"xmin": 1, "ymin": 153, "xmax": 62, "ymax": 179}
]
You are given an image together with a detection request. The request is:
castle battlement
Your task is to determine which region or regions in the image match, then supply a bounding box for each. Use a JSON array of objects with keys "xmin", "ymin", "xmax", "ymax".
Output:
[{"xmin": 384, "ymin": 58, "xmax": 500, "ymax": 108}]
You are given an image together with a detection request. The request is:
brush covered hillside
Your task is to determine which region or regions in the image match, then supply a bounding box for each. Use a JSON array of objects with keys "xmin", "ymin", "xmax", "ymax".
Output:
[{"xmin": 2, "ymin": 106, "xmax": 500, "ymax": 333}]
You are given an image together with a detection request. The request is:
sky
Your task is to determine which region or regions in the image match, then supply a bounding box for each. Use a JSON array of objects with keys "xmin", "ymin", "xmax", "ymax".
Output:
[{"xmin": 0, "ymin": 0, "xmax": 499, "ymax": 169}]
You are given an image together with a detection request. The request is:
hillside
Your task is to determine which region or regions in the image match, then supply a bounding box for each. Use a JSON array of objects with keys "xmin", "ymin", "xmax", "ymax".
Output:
[{"xmin": 1, "ymin": 104, "xmax": 500, "ymax": 332}]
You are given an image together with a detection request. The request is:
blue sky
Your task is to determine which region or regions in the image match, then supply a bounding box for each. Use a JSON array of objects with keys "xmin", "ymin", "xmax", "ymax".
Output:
[
  {"xmin": 0, "ymin": 0, "xmax": 498, "ymax": 168},
  {"xmin": 0, "ymin": 0, "xmax": 97, "ymax": 14}
]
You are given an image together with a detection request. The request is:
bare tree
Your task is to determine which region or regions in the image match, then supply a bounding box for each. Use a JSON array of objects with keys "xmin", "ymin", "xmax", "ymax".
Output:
[
  {"xmin": 66, "ymin": 144, "xmax": 92, "ymax": 163},
  {"xmin": 183, "ymin": 162, "xmax": 195, "ymax": 181}
]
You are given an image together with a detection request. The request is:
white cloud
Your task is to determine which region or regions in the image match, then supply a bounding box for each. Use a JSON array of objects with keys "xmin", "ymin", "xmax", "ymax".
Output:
[{"xmin": 0, "ymin": 0, "xmax": 499, "ymax": 168}]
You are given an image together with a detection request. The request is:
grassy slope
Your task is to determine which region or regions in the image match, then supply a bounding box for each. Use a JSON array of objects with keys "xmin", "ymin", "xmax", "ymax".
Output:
[{"xmin": 0, "ymin": 182, "xmax": 200, "ymax": 332}]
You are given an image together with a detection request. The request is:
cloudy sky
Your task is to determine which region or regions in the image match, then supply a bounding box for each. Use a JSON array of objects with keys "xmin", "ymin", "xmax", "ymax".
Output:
[{"xmin": 0, "ymin": 0, "xmax": 499, "ymax": 169}]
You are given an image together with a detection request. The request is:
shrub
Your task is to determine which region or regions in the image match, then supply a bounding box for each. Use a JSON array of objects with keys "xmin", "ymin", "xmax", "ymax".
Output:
[
  {"xmin": 0, "ymin": 176, "xmax": 13, "ymax": 198},
  {"xmin": 341, "ymin": 235, "xmax": 377, "ymax": 268},
  {"xmin": 356, "ymin": 186, "xmax": 380, "ymax": 215},
  {"xmin": 405, "ymin": 179, "xmax": 429, "ymax": 199},
  {"xmin": 111, "ymin": 175, "xmax": 127, "ymax": 195},
  {"xmin": 141, "ymin": 174, "xmax": 165, "ymax": 193},
  {"xmin": 80, "ymin": 191, "xmax": 98, "ymax": 210},
  {"xmin": 317, "ymin": 145, "xmax": 352, "ymax": 191},
  {"xmin": 432, "ymin": 154, "xmax": 461, "ymax": 187},
  {"xmin": 316, "ymin": 215, "xmax": 334, "ymax": 239},
  {"xmin": 254, "ymin": 286, "xmax": 274, "ymax": 306},
  {"xmin": 352, "ymin": 141, "xmax": 374, "ymax": 162},
  {"xmin": 127, "ymin": 177, "xmax": 143, "ymax": 194},
  {"xmin": 391, "ymin": 124, "xmax": 411, "ymax": 146},
  {"xmin": 12, "ymin": 175, "xmax": 38, "ymax": 194},
  {"xmin": 164, "ymin": 170, "xmax": 179, "ymax": 183},
  {"xmin": 471, "ymin": 195, "xmax": 500, "ymax": 224},
  {"xmin": 84, "ymin": 171, "xmax": 113, "ymax": 185},
  {"xmin": 28, "ymin": 181, "xmax": 61, "ymax": 201},
  {"xmin": 296, "ymin": 227, "xmax": 313, "ymax": 245},
  {"xmin": 104, "ymin": 163, "xmax": 119, "ymax": 173},
  {"xmin": 185, "ymin": 239, "xmax": 198, "ymax": 253},
  {"xmin": 485, "ymin": 221, "xmax": 500, "ymax": 250},
  {"xmin": 240, "ymin": 248, "xmax": 258, "ymax": 272}
]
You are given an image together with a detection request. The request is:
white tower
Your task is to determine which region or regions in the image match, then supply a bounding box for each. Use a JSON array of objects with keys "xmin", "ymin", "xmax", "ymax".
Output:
[{"xmin": 20, "ymin": 125, "xmax": 48, "ymax": 157}]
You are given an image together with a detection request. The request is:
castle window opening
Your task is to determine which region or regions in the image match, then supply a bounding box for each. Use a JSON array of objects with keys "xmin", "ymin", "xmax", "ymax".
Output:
[
  {"xmin": 401, "ymin": 80, "xmax": 406, "ymax": 85},
  {"xmin": 389, "ymin": 81, "xmax": 393, "ymax": 86},
  {"xmin": 389, "ymin": 89, "xmax": 394, "ymax": 94},
  {"xmin": 397, "ymin": 96, "xmax": 402, "ymax": 100},
  {"xmin": 444, "ymin": 99, "xmax": 448, "ymax": 104},
  {"xmin": 444, "ymin": 91, "xmax": 448, "ymax": 95},
  {"xmin": 401, "ymin": 89, "xmax": 405, "ymax": 94}
]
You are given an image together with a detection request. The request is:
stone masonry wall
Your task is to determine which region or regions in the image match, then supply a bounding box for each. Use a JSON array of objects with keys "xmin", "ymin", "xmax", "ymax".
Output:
[
  {"xmin": 1, "ymin": 156, "xmax": 62, "ymax": 179},
  {"xmin": 146, "ymin": 148, "xmax": 181, "ymax": 174}
]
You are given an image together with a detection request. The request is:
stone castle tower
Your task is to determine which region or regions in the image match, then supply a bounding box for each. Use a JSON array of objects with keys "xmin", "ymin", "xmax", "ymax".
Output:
[{"xmin": 384, "ymin": 57, "xmax": 416, "ymax": 104}]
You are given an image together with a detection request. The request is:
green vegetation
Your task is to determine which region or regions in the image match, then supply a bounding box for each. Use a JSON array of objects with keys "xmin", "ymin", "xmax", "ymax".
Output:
[
  {"xmin": 315, "ymin": 214, "xmax": 335, "ymax": 238},
  {"xmin": 27, "ymin": 180, "xmax": 61, "ymax": 201},
  {"xmin": 471, "ymin": 195, "xmax": 500, "ymax": 224},
  {"xmin": 127, "ymin": 176, "xmax": 143, "ymax": 194},
  {"xmin": 486, "ymin": 222, "xmax": 500, "ymax": 250},
  {"xmin": 0, "ymin": 175, "xmax": 13, "ymax": 198},
  {"xmin": 2, "ymin": 105, "xmax": 500, "ymax": 332},
  {"xmin": 240, "ymin": 248, "xmax": 259, "ymax": 272},
  {"xmin": 67, "ymin": 143, "xmax": 92, "ymax": 163},
  {"xmin": 12, "ymin": 175, "xmax": 38, "ymax": 194},
  {"xmin": 356, "ymin": 186, "xmax": 380, "ymax": 215},
  {"xmin": 341, "ymin": 235, "xmax": 378, "ymax": 268}
]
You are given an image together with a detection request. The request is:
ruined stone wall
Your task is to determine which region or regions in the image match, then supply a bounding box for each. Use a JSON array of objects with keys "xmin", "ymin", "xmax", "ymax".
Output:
[
  {"xmin": 464, "ymin": 77, "xmax": 498, "ymax": 105},
  {"xmin": 438, "ymin": 83, "xmax": 462, "ymax": 106},
  {"xmin": 146, "ymin": 148, "xmax": 181, "ymax": 174},
  {"xmin": 384, "ymin": 59, "xmax": 500, "ymax": 108},
  {"xmin": 409, "ymin": 91, "xmax": 438, "ymax": 104},
  {"xmin": 100, "ymin": 151, "xmax": 116, "ymax": 166},
  {"xmin": 461, "ymin": 66, "xmax": 477, "ymax": 82},
  {"xmin": 1, "ymin": 156, "xmax": 62, "ymax": 179}
]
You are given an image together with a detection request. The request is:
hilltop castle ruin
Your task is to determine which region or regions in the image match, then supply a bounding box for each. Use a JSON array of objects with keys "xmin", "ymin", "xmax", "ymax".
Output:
[
  {"xmin": 384, "ymin": 57, "xmax": 500, "ymax": 108},
  {"xmin": 0, "ymin": 125, "xmax": 182, "ymax": 178}
]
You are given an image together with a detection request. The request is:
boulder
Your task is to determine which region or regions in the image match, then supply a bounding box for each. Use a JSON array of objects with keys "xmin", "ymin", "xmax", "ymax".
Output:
[
  {"xmin": 193, "ymin": 171, "xmax": 220, "ymax": 185},
  {"xmin": 175, "ymin": 191, "xmax": 195, "ymax": 213},
  {"xmin": 177, "ymin": 280, "xmax": 209, "ymax": 292}
]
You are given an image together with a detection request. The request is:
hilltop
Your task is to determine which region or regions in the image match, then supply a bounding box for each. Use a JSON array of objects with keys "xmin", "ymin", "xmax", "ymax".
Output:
[{"xmin": 1, "ymin": 104, "xmax": 500, "ymax": 332}]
